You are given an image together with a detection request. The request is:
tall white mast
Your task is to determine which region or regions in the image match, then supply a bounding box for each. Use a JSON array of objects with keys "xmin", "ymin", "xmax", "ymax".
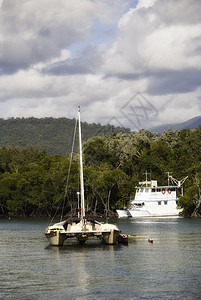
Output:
[{"xmin": 78, "ymin": 106, "xmax": 85, "ymax": 220}]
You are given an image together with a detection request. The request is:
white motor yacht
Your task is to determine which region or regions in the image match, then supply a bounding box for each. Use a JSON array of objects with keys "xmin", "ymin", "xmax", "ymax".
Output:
[{"xmin": 117, "ymin": 174, "xmax": 187, "ymax": 218}]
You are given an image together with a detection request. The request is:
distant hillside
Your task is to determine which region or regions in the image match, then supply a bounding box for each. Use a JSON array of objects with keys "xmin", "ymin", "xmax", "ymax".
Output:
[
  {"xmin": 150, "ymin": 116, "xmax": 201, "ymax": 134},
  {"xmin": 0, "ymin": 117, "xmax": 130, "ymax": 156}
]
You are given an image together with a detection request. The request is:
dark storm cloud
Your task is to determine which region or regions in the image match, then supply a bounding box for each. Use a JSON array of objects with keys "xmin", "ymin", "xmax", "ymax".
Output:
[
  {"xmin": 0, "ymin": 0, "xmax": 96, "ymax": 74},
  {"xmin": 147, "ymin": 69, "xmax": 201, "ymax": 95},
  {"xmin": 154, "ymin": 0, "xmax": 201, "ymax": 26}
]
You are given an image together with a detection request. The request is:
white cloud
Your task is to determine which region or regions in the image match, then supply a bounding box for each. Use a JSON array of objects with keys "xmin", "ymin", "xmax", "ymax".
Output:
[
  {"xmin": 0, "ymin": 0, "xmax": 201, "ymax": 131},
  {"xmin": 136, "ymin": 0, "xmax": 157, "ymax": 9},
  {"xmin": 104, "ymin": 0, "xmax": 201, "ymax": 75}
]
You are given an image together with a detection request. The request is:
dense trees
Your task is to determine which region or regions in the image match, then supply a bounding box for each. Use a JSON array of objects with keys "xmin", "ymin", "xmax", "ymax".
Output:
[{"xmin": 0, "ymin": 126, "xmax": 201, "ymax": 217}]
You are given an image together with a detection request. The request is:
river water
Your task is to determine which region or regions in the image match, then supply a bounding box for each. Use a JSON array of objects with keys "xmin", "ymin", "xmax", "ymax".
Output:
[{"xmin": 0, "ymin": 217, "xmax": 200, "ymax": 300}]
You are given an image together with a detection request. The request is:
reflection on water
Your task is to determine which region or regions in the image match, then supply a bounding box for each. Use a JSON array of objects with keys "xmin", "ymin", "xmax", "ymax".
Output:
[{"xmin": 0, "ymin": 217, "xmax": 201, "ymax": 299}]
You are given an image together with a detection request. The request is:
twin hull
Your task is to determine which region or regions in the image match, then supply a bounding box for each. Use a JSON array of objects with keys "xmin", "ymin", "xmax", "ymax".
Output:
[{"xmin": 45, "ymin": 219, "xmax": 120, "ymax": 246}]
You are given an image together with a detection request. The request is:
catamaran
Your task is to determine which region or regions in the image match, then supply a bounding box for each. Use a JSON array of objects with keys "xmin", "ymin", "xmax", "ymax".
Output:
[
  {"xmin": 116, "ymin": 172, "xmax": 187, "ymax": 218},
  {"xmin": 45, "ymin": 106, "xmax": 127, "ymax": 246}
]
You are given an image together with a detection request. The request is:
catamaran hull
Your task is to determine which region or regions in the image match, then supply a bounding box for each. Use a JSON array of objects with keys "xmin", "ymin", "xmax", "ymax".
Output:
[
  {"xmin": 45, "ymin": 229, "xmax": 121, "ymax": 246},
  {"xmin": 45, "ymin": 231, "xmax": 67, "ymax": 246},
  {"xmin": 102, "ymin": 229, "xmax": 120, "ymax": 244},
  {"xmin": 45, "ymin": 218, "xmax": 123, "ymax": 246}
]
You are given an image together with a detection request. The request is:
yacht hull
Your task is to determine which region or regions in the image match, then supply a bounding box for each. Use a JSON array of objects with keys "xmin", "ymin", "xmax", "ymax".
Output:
[
  {"xmin": 116, "ymin": 209, "xmax": 131, "ymax": 218},
  {"xmin": 128, "ymin": 207, "xmax": 182, "ymax": 217}
]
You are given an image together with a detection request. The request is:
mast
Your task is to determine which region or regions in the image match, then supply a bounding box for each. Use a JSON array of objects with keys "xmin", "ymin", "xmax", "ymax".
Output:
[{"xmin": 78, "ymin": 106, "xmax": 85, "ymax": 220}]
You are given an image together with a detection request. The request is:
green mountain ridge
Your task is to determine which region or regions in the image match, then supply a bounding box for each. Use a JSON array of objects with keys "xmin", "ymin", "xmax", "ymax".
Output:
[
  {"xmin": 150, "ymin": 116, "xmax": 201, "ymax": 134},
  {"xmin": 1, "ymin": 116, "xmax": 201, "ymax": 156},
  {"xmin": 0, "ymin": 117, "xmax": 130, "ymax": 155}
]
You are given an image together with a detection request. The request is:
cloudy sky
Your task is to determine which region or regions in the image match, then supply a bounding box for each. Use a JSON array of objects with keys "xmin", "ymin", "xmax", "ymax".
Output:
[{"xmin": 0, "ymin": 0, "xmax": 201, "ymax": 131}]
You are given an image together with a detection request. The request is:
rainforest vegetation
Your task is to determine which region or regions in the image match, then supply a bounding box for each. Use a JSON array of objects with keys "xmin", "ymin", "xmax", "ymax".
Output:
[{"xmin": 0, "ymin": 126, "xmax": 201, "ymax": 218}]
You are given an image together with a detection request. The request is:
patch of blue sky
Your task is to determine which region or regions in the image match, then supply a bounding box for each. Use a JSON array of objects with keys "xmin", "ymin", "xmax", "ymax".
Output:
[
  {"xmin": 69, "ymin": 19, "xmax": 116, "ymax": 56},
  {"xmin": 126, "ymin": 0, "xmax": 138, "ymax": 10},
  {"xmin": 69, "ymin": 1, "xmax": 138, "ymax": 57}
]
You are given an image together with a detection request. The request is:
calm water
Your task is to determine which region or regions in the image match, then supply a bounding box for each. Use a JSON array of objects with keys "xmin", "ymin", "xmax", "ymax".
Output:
[{"xmin": 0, "ymin": 217, "xmax": 201, "ymax": 300}]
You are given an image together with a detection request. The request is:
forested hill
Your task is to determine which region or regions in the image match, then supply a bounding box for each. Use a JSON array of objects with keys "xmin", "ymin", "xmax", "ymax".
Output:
[
  {"xmin": 0, "ymin": 117, "xmax": 130, "ymax": 155},
  {"xmin": 150, "ymin": 116, "xmax": 201, "ymax": 134},
  {"xmin": 0, "ymin": 126, "xmax": 201, "ymax": 217}
]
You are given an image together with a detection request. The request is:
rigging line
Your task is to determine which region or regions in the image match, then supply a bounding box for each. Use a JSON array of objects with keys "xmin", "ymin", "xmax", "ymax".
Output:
[
  {"xmin": 48, "ymin": 204, "xmax": 60, "ymax": 227},
  {"xmin": 60, "ymin": 115, "xmax": 78, "ymax": 221},
  {"xmin": 46, "ymin": 178, "xmax": 65, "ymax": 226}
]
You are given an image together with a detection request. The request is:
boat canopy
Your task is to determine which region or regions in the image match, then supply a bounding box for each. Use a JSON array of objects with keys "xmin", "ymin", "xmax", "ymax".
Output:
[{"xmin": 54, "ymin": 217, "xmax": 102, "ymax": 230}]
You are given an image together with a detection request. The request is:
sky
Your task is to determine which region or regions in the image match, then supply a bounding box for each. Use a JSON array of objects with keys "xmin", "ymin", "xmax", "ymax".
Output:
[{"xmin": 0, "ymin": 0, "xmax": 201, "ymax": 131}]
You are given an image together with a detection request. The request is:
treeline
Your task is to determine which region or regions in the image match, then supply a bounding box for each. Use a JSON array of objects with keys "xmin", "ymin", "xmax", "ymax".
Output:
[
  {"xmin": 0, "ymin": 117, "xmax": 130, "ymax": 156},
  {"xmin": 0, "ymin": 127, "xmax": 201, "ymax": 217}
]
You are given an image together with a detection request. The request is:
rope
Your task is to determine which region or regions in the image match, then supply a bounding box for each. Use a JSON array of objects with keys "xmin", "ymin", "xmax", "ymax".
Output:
[
  {"xmin": 60, "ymin": 116, "xmax": 78, "ymax": 221},
  {"xmin": 128, "ymin": 235, "xmax": 152, "ymax": 238}
]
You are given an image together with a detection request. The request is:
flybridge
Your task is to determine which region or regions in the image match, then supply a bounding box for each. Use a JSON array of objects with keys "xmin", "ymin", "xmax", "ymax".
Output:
[
  {"xmin": 116, "ymin": 172, "xmax": 188, "ymax": 218},
  {"xmin": 138, "ymin": 180, "xmax": 157, "ymax": 187}
]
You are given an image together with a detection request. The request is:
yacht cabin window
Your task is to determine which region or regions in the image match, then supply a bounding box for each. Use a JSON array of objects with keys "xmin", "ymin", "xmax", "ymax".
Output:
[{"xmin": 135, "ymin": 202, "xmax": 144, "ymax": 207}]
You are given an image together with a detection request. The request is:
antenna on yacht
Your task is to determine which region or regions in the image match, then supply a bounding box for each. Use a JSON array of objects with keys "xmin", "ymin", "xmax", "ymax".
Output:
[
  {"xmin": 169, "ymin": 175, "xmax": 188, "ymax": 196},
  {"xmin": 166, "ymin": 172, "xmax": 172, "ymax": 186},
  {"xmin": 78, "ymin": 106, "xmax": 85, "ymax": 221},
  {"xmin": 143, "ymin": 170, "xmax": 151, "ymax": 187}
]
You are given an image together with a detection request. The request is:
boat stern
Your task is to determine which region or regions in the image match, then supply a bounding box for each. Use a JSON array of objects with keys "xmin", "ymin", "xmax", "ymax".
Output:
[{"xmin": 45, "ymin": 224, "xmax": 67, "ymax": 246}]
